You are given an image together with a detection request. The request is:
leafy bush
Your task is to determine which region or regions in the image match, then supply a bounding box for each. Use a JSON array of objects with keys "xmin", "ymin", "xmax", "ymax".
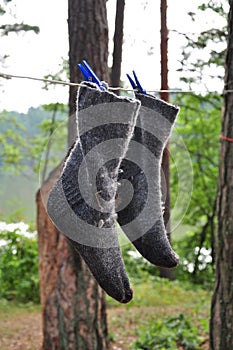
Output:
[
  {"xmin": 121, "ymin": 235, "xmax": 214, "ymax": 288},
  {"xmin": 0, "ymin": 222, "xmax": 39, "ymax": 303},
  {"xmin": 131, "ymin": 313, "xmax": 205, "ymax": 350},
  {"xmin": 121, "ymin": 243, "xmax": 160, "ymax": 282},
  {"xmin": 173, "ymin": 232, "xmax": 215, "ymax": 288},
  {"xmin": 170, "ymin": 93, "xmax": 220, "ymax": 287}
]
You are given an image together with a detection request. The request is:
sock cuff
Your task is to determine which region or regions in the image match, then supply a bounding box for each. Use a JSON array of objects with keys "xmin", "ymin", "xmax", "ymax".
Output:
[
  {"xmin": 135, "ymin": 92, "xmax": 179, "ymax": 124},
  {"xmin": 78, "ymin": 81, "xmax": 140, "ymax": 111}
]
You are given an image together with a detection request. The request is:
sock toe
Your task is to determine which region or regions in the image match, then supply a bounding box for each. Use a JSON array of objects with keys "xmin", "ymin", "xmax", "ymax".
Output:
[{"xmin": 69, "ymin": 239, "xmax": 133, "ymax": 303}]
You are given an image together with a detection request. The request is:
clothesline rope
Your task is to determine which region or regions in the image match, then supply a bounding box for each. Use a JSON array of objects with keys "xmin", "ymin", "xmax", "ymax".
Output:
[
  {"xmin": 219, "ymin": 135, "xmax": 233, "ymax": 143},
  {"xmin": 1, "ymin": 72, "xmax": 232, "ymax": 94},
  {"xmin": 2, "ymin": 72, "xmax": 232, "ymax": 143}
]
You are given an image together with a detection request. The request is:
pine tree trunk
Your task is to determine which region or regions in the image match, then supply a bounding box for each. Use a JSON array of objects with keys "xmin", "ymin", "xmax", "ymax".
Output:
[
  {"xmin": 68, "ymin": 0, "xmax": 109, "ymax": 146},
  {"xmin": 111, "ymin": 0, "xmax": 125, "ymax": 94},
  {"xmin": 37, "ymin": 1, "xmax": 110, "ymax": 348},
  {"xmin": 37, "ymin": 167, "xmax": 108, "ymax": 350},
  {"xmin": 159, "ymin": 0, "xmax": 174, "ymax": 280},
  {"xmin": 210, "ymin": 2, "xmax": 233, "ymax": 348}
]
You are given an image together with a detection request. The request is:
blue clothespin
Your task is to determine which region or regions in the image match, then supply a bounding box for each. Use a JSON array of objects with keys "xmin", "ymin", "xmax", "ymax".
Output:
[
  {"xmin": 78, "ymin": 60, "xmax": 106, "ymax": 91},
  {"xmin": 126, "ymin": 70, "xmax": 147, "ymax": 95}
]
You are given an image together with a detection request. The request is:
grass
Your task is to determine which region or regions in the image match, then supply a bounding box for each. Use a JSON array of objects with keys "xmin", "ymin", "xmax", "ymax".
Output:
[
  {"xmin": 107, "ymin": 277, "xmax": 210, "ymax": 309},
  {"xmin": 0, "ymin": 278, "xmax": 211, "ymax": 350},
  {"xmin": 107, "ymin": 278, "xmax": 211, "ymax": 349}
]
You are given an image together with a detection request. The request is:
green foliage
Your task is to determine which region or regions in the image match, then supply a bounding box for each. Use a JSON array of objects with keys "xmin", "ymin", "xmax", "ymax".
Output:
[
  {"xmin": 131, "ymin": 313, "xmax": 205, "ymax": 350},
  {"xmin": 0, "ymin": 0, "xmax": 12, "ymax": 16},
  {"xmin": 170, "ymin": 93, "xmax": 221, "ymax": 283},
  {"xmin": 177, "ymin": 0, "xmax": 228, "ymax": 88},
  {"xmin": 0, "ymin": 106, "xmax": 68, "ymax": 175},
  {"xmin": 0, "ymin": 115, "xmax": 27, "ymax": 171},
  {"xmin": 107, "ymin": 274, "xmax": 210, "ymax": 310},
  {"xmin": 0, "ymin": 0, "xmax": 39, "ymax": 35},
  {"xmin": 171, "ymin": 93, "xmax": 220, "ymax": 223},
  {"xmin": 43, "ymin": 102, "xmax": 67, "ymax": 113},
  {"xmin": 121, "ymin": 234, "xmax": 214, "ymax": 288},
  {"xmin": 121, "ymin": 243, "xmax": 159, "ymax": 283},
  {"xmin": 0, "ymin": 222, "xmax": 39, "ymax": 303},
  {"xmin": 0, "ymin": 0, "xmax": 39, "ymax": 65},
  {"xmin": 198, "ymin": 1, "xmax": 227, "ymax": 15},
  {"xmin": 0, "ymin": 105, "xmax": 68, "ymax": 220},
  {"xmin": 173, "ymin": 235, "xmax": 215, "ymax": 288},
  {"xmin": 43, "ymin": 58, "xmax": 69, "ymax": 90},
  {"xmin": 171, "ymin": 1, "xmax": 228, "ymax": 285},
  {"xmin": 0, "ymin": 23, "xmax": 39, "ymax": 35}
]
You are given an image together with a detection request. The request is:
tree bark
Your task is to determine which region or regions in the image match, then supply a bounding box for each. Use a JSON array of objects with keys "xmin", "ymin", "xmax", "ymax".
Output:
[
  {"xmin": 111, "ymin": 0, "xmax": 125, "ymax": 94},
  {"xmin": 159, "ymin": 0, "xmax": 174, "ymax": 280},
  {"xmin": 210, "ymin": 1, "xmax": 233, "ymax": 349},
  {"xmin": 37, "ymin": 168, "xmax": 107, "ymax": 350},
  {"xmin": 38, "ymin": 0, "xmax": 109, "ymax": 349},
  {"xmin": 68, "ymin": 0, "xmax": 109, "ymax": 146}
]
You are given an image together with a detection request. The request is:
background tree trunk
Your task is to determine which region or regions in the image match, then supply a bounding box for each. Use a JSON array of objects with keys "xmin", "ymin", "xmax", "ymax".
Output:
[
  {"xmin": 159, "ymin": 0, "xmax": 174, "ymax": 280},
  {"xmin": 110, "ymin": 0, "xmax": 125, "ymax": 94},
  {"xmin": 38, "ymin": 0, "xmax": 109, "ymax": 349},
  {"xmin": 68, "ymin": 0, "xmax": 109, "ymax": 146},
  {"xmin": 37, "ymin": 169, "xmax": 107, "ymax": 350},
  {"xmin": 210, "ymin": 1, "xmax": 233, "ymax": 349}
]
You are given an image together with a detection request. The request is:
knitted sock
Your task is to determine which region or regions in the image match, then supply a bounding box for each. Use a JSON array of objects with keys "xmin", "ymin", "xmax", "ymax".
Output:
[
  {"xmin": 116, "ymin": 93, "xmax": 179, "ymax": 268},
  {"xmin": 47, "ymin": 83, "xmax": 140, "ymax": 303}
]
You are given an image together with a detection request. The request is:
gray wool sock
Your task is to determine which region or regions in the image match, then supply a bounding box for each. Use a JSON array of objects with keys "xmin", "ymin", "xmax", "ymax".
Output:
[
  {"xmin": 116, "ymin": 93, "xmax": 179, "ymax": 268},
  {"xmin": 47, "ymin": 83, "xmax": 140, "ymax": 303}
]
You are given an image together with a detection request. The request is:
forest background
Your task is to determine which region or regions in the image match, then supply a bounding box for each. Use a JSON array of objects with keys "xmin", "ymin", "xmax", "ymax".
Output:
[{"xmin": 0, "ymin": 1, "xmax": 232, "ymax": 349}]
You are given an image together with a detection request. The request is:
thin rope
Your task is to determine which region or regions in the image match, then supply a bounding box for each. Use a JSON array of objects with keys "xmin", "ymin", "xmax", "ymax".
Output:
[
  {"xmin": 0, "ymin": 73, "xmax": 80, "ymax": 87},
  {"xmin": 219, "ymin": 135, "xmax": 233, "ymax": 143},
  {"xmin": 1, "ymin": 72, "xmax": 232, "ymax": 94}
]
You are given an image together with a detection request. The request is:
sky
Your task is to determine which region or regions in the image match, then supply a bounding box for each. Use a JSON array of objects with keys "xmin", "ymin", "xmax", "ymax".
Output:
[{"xmin": 0, "ymin": 0, "xmax": 227, "ymax": 113}]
